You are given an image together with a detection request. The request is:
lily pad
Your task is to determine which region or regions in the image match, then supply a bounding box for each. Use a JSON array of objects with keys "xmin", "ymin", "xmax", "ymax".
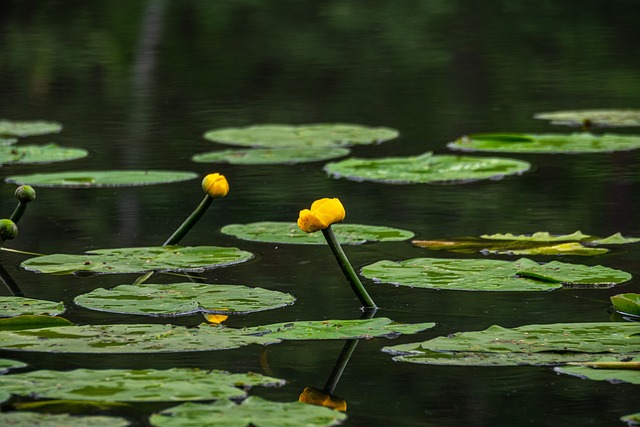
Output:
[
  {"xmin": 611, "ymin": 293, "xmax": 640, "ymax": 318},
  {"xmin": 0, "ymin": 120, "xmax": 62, "ymax": 137},
  {"xmin": 0, "ymin": 137, "xmax": 17, "ymax": 146},
  {"xmin": 0, "ymin": 413, "xmax": 130, "ymax": 427},
  {"xmin": 622, "ymin": 412, "xmax": 640, "ymax": 425},
  {"xmin": 0, "ymin": 144, "xmax": 88, "ymax": 165},
  {"xmin": 150, "ymin": 396, "xmax": 347, "ymax": 427},
  {"xmin": 0, "ymin": 368, "xmax": 284, "ymax": 402},
  {"xmin": 5, "ymin": 170, "xmax": 198, "ymax": 188},
  {"xmin": 0, "ymin": 358, "xmax": 27, "ymax": 373},
  {"xmin": 0, "ymin": 315, "xmax": 73, "ymax": 331},
  {"xmin": 384, "ymin": 322, "xmax": 640, "ymax": 366},
  {"xmin": 204, "ymin": 123, "xmax": 398, "ymax": 148},
  {"xmin": 534, "ymin": 109, "xmax": 640, "ymax": 128},
  {"xmin": 554, "ymin": 357, "xmax": 640, "ymax": 384},
  {"xmin": 192, "ymin": 147, "xmax": 350, "ymax": 165},
  {"xmin": 20, "ymin": 246, "xmax": 254, "ymax": 275},
  {"xmin": 74, "ymin": 283, "xmax": 295, "ymax": 316},
  {"xmin": 0, "ymin": 296, "xmax": 65, "ymax": 317},
  {"xmin": 221, "ymin": 222, "xmax": 414, "ymax": 245},
  {"xmin": 361, "ymin": 257, "xmax": 631, "ymax": 291},
  {"xmin": 324, "ymin": 152, "xmax": 530, "ymax": 184},
  {"xmin": 447, "ymin": 132, "xmax": 640, "ymax": 153}
]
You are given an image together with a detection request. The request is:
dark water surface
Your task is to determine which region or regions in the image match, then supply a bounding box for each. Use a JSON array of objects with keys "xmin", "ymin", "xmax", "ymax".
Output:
[{"xmin": 1, "ymin": 1, "xmax": 640, "ymax": 426}]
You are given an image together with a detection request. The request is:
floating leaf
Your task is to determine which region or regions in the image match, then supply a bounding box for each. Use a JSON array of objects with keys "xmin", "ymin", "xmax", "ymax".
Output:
[
  {"xmin": 324, "ymin": 152, "xmax": 530, "ymax": 184},
  {"xmin": 0, "ymin": 315, "xmax": 73, "ymax": 331},
  {"xmin": 21, "ymin": 246, "xmax": 254, "ymax": 275},
  {"xmin": 448, "ymin": 132, "xmax": 640, "ymax": 153},
  {"xmin": 554, "ymin": 357, "xmax": 640, "ymax": 384},
  {"xmin": 0, "ymin": 358, "xmax": 26, "ymax": 373},
  {"xmin": 0, "ymin": 368, "xmax": 284, "ymax": 402},
  {"xmin": 245, "ymin": 317, "xmax": 435, "ymax": 340},
  {"xmin": 622, "ymin": 412, "xmax": 640, "ymax": 425},
  {"xmin": 361, "ymin": 257, "xmax": 631, "ymax": 291},
  {"xmin": 221, "ymin": 222, "xmax": 414, "ymax": 245},
  {"xmin": 0, "ymin": 144, "xmax": 88, "ymax": 165},
  {"xmin": 611, "ymin": 293, "xmax": 640, "ymax": 318},
  {"xmin": 0, "ymin": 137, "xmax": 17, "ymax": 146},
  {"xmin": 0, "ymin": 296, "xmax": 65, "ymax": 317},
  {"xmin": 150, "ymin": 396, "xmax": 347, "ymax": 427},
  {"xmin": 192, "ymin": 147, "xmax": 350, "ymax": 165},
  {"xmin": 591, "ymin": 232, "xmax": 640, "ymax": 245},
  {"xmin": 534, "ymin": 109, "xmax": 640, "ymax": 128},
  {"xmin": 203, "ymin": 123, "xmax": 398, "ymax": 148},
  {"xmin": 0, "ymin": 120, "xmax": 62, "ymax": 137},
  {"xmin": 384, "ymin": 322, "xmax": 640, "ymax": 366},
  {"xmin": 6, "ymin": 170, "xmax": 198, "ymax": 188},
  {"xmin": 0, "ymin": 413, "xmax": 130, "ymax": 427},
  {"xmin": 480, "ymin": 231, "xmax": 592, "ymax": 241},
  {"xmin": 74, "ymin": 283, "xmax": 295, "ymax": 316}
]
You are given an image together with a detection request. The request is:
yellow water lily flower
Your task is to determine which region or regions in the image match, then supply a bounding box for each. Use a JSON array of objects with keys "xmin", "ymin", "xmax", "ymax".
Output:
[
  {"xmin": 299, "ymin": 386, "xmax": 347, "ymax": 412},
  {"xmin": 202, "ymin": 173, "xmax": 229, "ymax": 198},
  {"xmin": 297, "ymin": 198, "xmax": 346, "ymax": 233},
  {"xmin": 203, "ymin": 313, "xmax": 229, "ymax": 324}
]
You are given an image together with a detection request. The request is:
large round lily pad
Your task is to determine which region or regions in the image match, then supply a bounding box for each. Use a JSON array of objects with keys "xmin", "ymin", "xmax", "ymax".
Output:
[
  {"xmin": 534, "ymin": 109, "xmax": 640, "ymax": 128},
  {"xmin": 20, "ymin": 246, "xmax": 254, "ymax": 275},
  {"xmin": 0, "ymin": 413, "xmax": 130, "ymax": 427},
  {"xmin": 0, "ymin": 368, "xmax": 283, "ymax": 402},
  {"xmin": 324, "ymin": 152, "xmax": 530, "ymax": 184},
  {"xmin": 0, "ymin": 144, "xmax": 88, "ymax": 165},
  {"xmin": 447, "ymin": 132, "xmax": 640, "ymax": 153},
  {"xmin": 0, "ymin": 120, "xmax": 62, "ymax": 137},
  {"xmin": 5, "ymin": 170, "xmax": 198, "ymax": 187},
  {"xmin": 192, "ymin": 147, "xmax": 350, "ymax": 165},
  {"xmin": 361, "ymin": 257, "xmax": 631, "ymax": 291},
  {"xmin": 221, "ymin": 222, "xmax": 414, "ymax": 245},
  {"xmin": 74, "ymin": 283, "xmax": 295, "ymax": 316},
  {"xmin": 150, "ymin": 396, "xmax": 347, "ymax": 427},
  {"xmin": 203, "ymin": 123, "xmax": 399, "ymax": 148},
  {"xmin": 0, "ymin": 296, "xmax": 65, "ymax": 317},
  {"xmin": 384, "ymin": 322, "xmax": 640, "ymax": 366}
]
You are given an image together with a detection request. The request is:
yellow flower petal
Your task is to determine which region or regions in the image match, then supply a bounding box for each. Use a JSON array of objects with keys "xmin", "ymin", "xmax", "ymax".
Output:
[
  {"xmin": 202, "ymin": 173, "xmax": 229, "ymax": 198},
  {"xmin": 203, "ymin": 313, "xmax": 229, "ymax": 324},
  {"xmin": 297, "ymin": 209, "xmax": 324, "ymax": 233},
  {"xmin": 299, "ymin": 386, "xmax": 347, "ymax": 412},
  {"xmin": 297, "ymin": 198, "xmax": 346, "ymax": 233}
]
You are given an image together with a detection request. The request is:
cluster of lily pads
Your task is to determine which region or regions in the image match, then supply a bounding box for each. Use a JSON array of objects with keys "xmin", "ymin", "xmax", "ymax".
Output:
[{"xmin": 0, "ymin": 112, "xmax": 639, "ymax": 426}]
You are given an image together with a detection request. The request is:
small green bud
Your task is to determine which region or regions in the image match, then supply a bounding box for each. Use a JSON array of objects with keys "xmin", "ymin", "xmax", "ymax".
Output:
[
  {"xmin": 0, "ymin": 219, "xmax": 18, "ymax": 241},
  {"xmin": 15, "ymin": 185, "xmax": 36, "ymax": 204}
]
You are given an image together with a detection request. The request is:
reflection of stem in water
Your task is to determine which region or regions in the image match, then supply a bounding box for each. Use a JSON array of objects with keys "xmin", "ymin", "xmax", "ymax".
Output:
[{"xmin": 0, "ymin": 262, "xmax": 23, "ymax": 297}]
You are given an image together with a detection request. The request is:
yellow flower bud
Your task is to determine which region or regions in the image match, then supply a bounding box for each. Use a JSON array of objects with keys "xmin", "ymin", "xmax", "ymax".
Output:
[
  {"xmin": 202, "ymin": 173, "xmax": 229, "ymax": 198},
  {"xmin": 297, "ymin": 198, "xmax": 346, "ymax": 233}
]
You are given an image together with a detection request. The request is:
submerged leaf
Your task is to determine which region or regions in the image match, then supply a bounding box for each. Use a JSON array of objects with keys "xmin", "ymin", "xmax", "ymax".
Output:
[
  {"xmin": 0, "ymin": 120, "xmax": 62, "ymax": 137},
  {"xmin": 192, "ymin": 147, "xmax": 350, "ymax": 165},
  {"xmin": 6, "ymin": 170, "xmax": 198, "ymax": 188},
  {"xmin": 0, "ymin": 144, "xmax": 87, "ymax": 165},
  {"xmin": 0, "ymin": 296, "xmax": 65, "ymax": 317},
  {"xmin": 534, "ymin": 109, "xmax": 640, "ymax": 128}
]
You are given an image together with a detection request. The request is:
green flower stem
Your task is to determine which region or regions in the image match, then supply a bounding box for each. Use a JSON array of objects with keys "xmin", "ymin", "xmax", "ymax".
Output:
[
  {"xmin": 321, "ymin": 225, "xmax": 377, "ymax": 309},
  {"xmin": 9, "ymin": 202, "xmax": 27, "ymax": 224},
  {"xmin": 163, "ymin": 195, "xmax": 213, "ymax": 246}
]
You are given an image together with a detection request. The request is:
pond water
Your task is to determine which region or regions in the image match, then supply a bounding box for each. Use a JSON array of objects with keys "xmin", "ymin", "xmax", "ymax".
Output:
[{"xmin": 1, "ymin": 1, "xmax": 640, "ymax": 426}]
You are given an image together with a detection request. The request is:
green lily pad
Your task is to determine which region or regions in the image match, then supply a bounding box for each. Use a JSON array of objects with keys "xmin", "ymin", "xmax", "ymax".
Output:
[
  {"xmin": 245, "ymin": 317, "xmax": 435, "ymax": 340},
  {"xmin": 480, "ymin": 231, "xmax": 593, "ymax": 241},
  {"xmin": 324, "ymin": 152, "xmax": 530, "ymax": 184},
  {"xmin": 0, "ymin": 144, "xmax": 88, "ymax": 165},
  {"xmin": 0, "ymin": 315, "xmax": 73, "ymax": 331},
  {"xmin": 0, "ymin": 413, "xmax": 130, "ymax": 427},
  {"xmin": 384, "ymin": 322, "xmax": 640, "ymax": 366},
  {"xmin": 534, "ymin": 109, "xmax": 640, "ymax": 128},
  {"xmin": 591, "ymin": 232, "xmax": 640, "ymax": 245},
  {"xmin": 74, "ymin": 283, "xmax": 295, "ymax": 316},
  {"xmin": 0, "ymin": 358, "xmax": 27, "ymax": 373},
  {"xmin": 192, "ymin": 147, "xmax": 350, "ymax": 165},
  {"xmin": 0, "ymin": 368, "xmax": 284, "ymax": 402},
  {"xmin": 0, "ymin": 137, "xmax": 17, "ymax": 146},
  {"xmin": 20, "ymin": 246, "xmax": 254, "ymax": 275},
  {"xmin": 0, "ymin": 120, "xmax": 62, "ymax": 137},
  {"xmin": 611, "ymin": 293, "xmax": 640, "ymax": 318},
  {"xmin": 5, "ymin": 170, "xmax": 198, "ymax": 188},
  {"xmin": 150, "ymin": 396, "xmax": 347, "ymax": 427},
  {"xmin": 622, "ymin": 412, "xmax": 640, "ymax": 425},
  {"xmin": 361, "ymin": 257, "xmax": 631, "ymax": 291},
  {"xmin": 554, "ymin": 357, "xmax": 640, "ymax": 384},
  {"xmin": 204, "ymin": 123, "xmax": 399, "ymax": 148},
  {"xmin": 0, "ymin": 296, "xmax": 65, "ymax": 317},
  {"xmin": 221, "ymin": 222, "xmax": 414, "ymax": 245},
  {"xmin": 447, "ymin": 132, "xmax": 640, "ymax": 153}
]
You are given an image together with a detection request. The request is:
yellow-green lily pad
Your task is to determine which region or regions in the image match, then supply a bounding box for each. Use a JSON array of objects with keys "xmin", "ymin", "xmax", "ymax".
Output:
[
  {"xmin": 534, "ymin": 109, "xmax": 640, "ymax": 128},
  {"xmin": 0, "ymin": 296, "xmax": 65, "ymax": 317},
  {"xmin": 0, "ymin": 413, "xmax": 130, "ymax": 427},
  {"xmin": 20, "ymin": 246, "xmax": 254, "ymax": 275},
  {"xmin": 324, "ymin": 152, "xmax": 530, "ymax": 184},
  {"xmin": 0, "ymin": 120, "xmax": 62, "ymax": 137},
  {"xmin": 6, "ymin": 170, "xmax": 198, "ymax": 187},
  {"xmin": 221, "ymin": 222, "xmax": 414, "ymax": 245},
  {"xmin": 203, "ymin": 123, "xmax": 398, "ymax": 148},
  {"xmin": 448, "ymin": 132, "xmax": 640, "ymax": 153},
  {"xmin": 0, "ymin": 144, "xmax": 88, "ymax": 165},
  {"xmin": 192, "ymin": 147, "xmax": 350, "ymax": 165}
]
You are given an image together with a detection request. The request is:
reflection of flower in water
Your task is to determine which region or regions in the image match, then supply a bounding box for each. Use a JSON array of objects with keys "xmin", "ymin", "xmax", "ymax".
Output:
[
  {"xmin": 299, "ymin": 386, "xmax": 347, "ymax": 412},
  {"xmin": 203, "ymin": 313, "xmax": 229, "ymax": 324}
]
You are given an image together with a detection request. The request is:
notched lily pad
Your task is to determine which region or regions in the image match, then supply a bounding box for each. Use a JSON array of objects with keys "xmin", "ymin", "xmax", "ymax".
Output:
[
  {"xmin": 192, "ymin": 147, "xmax": 350, "ymax": 165},
  {"xmin": 611, "ymin": 293, "xmax": 640, "ymax": 319},
  {"xmin": 448, "ymin": 132, "xmax": 640, "ymax": 153},
  {"xmin": 0, "ymin": 144, "xmax": 88, "ymax": 165},
  {"xmin": 6, "ymin": 170, "xmax": 198, "ymax": 188},
  {"xmin": 0, "ymin": 120, "xmax": 62, "ymax": 137},
  {"xmin": 361, "ymin": 257, "xmax": 631, "ymax": 291},
  {"xmin": 384, "ymin": 322, "xmax": 640, "ymax": 366},
  {"xmin": 203, "ymin": 123, "xmax": 398, "ymax": 148},
  {"xmin": 534, "ymin": 109, "xmax": 640, "ymax": 128},
  {"xmin": 221, "ymin": 222, "xmax": 414, "ymax": 245},
  {"xmin": 20, "ymin": 246, "xmax": 254, "ymax": 275},
  {"xmin": 324, "ymin": 152, "xmax": 530, "ymax": 184},
  {"xmin": 0, "ymin": 296, "xmax": 65, "ymax": 317},
  {"xmin": 0, "ymin": 368, "xmax": 284, "ymax": 402},
  {"xmin": 74, "ymin": 283, "xmax": 295, "ymax": 316},
  {"xmin": 150, "ymin": 396, "xmax": 347, "ymax": 427},
  {"xmin": 0, "ymin": 413, "xmax": 130, "ymax": 427}
]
